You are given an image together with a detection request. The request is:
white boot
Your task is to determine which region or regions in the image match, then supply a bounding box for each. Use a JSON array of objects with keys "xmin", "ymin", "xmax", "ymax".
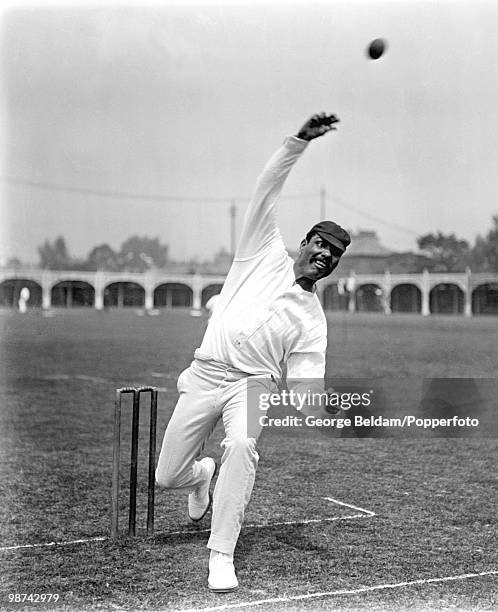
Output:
[
  {"xmin": 188, "ymin": 457, "xmax": 216, "ymax": 522},
  {"xmin": 208, "ymin": 550, "xmax": 239, "ymax": 592}
]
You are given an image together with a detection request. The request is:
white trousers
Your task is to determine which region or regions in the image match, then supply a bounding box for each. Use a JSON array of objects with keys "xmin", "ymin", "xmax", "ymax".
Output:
[{"xmin": 155, "ymin": 356, "xmax": 275, "ymax": 555}]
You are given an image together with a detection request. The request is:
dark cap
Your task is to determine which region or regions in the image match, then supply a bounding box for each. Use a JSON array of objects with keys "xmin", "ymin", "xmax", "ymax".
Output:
[{"xmin": 308, "ymin": 221, "xmax": 351, "ymax": 253}]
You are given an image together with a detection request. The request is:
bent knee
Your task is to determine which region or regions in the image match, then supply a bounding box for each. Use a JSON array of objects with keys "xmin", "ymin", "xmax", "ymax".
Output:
[{"xmin": 155, "ymin": 468, "xmax": 179, "ymax": 489}]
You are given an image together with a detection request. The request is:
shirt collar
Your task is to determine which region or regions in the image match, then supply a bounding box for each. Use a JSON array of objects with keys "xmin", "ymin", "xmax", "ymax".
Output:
[{"xmin": 292, "ymin": 280, "xmax": 317, "ymax": 294}]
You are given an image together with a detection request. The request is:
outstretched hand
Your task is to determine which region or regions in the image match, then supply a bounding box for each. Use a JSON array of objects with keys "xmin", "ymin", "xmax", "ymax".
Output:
[{"xmin": 296, "ymin": 112, "xmax": 339, "ymax": 141}]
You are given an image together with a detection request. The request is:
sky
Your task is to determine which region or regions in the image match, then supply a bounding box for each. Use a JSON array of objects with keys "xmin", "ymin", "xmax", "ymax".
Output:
[{"xmin": 1, "ymin": 0, "xmax": 497, "ymax": 265}]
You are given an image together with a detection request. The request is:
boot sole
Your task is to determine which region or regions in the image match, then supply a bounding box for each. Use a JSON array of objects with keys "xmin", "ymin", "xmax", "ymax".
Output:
[
  {"xmin": 189, "ymin": 461, "xmax": 217, "ymax": 522},
  {"xmin": 208, "ymin": 583, "xmax": 239, "ymax": 593}
]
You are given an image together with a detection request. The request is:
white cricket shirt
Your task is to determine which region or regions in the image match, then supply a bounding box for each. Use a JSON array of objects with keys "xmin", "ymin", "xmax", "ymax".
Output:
[{"xmin": 197, "ymin": 136, "xmax": 327, "ymax": 383}]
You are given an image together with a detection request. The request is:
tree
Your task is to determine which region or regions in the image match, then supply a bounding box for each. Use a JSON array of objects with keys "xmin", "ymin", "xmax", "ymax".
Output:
[
  {"xmin": 85, "ymin": 244, "xmax": 121, "ymax": 271},
  {"xmin": 119, "ymin": 236, "xmax": 169, "ymax": 271},
  {"xmin": 38, "ymin": 236, "xmax": 72, "ymax": 270},
  {"xmin": 471, "ymin": 216, "xmax": 498, "ymax": 272},
  {"xmin": 416, "ymin": 232, "xmax": 470, "ymax": 272}
]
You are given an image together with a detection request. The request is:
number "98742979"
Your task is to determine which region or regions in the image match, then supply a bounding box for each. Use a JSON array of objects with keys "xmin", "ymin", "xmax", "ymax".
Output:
[{"xmin": 8, "ymin": 594, "xmax": 60, "ymax": 603}]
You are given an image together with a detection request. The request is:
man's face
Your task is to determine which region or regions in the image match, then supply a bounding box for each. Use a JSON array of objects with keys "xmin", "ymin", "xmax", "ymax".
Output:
[{"xmin": 294, "ymin": 234, "xmax": 342, "ymax": 282}]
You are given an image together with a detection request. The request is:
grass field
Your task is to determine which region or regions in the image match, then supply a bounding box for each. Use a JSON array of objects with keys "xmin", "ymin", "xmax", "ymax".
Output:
[{"xmin": 0, "ymin": 309, "xmax": 497, "ymax": 611}]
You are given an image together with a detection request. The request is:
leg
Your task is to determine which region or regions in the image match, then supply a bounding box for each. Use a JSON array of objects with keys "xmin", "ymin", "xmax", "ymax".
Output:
[
  {"xmin": 155, "ymin": 367, "xmax": 219, "ymax": 490},
  {"xmin": 207, "ymin": 376, "xmax": 271, "ymax": 555}
]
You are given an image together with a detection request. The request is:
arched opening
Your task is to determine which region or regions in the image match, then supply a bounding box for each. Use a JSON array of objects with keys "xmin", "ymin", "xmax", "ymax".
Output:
[
  {"xmin": 430, "ymin": 283, "xmax": 464, "ymax": 314},
  {"xmin": 0, "ymin": 279, "xmax": 43, "ymax": 308},
  {"xmin": 154, "ymin": 283, "xmax": 193, "ymax": 308},
  {"xmin": 201, "ymin": 284, "xmax": 224, "ymax": 307},
  {"xmin": 104, "ymin": 282, "xmax": 145, "ymax": 307},
  {"xmin": 390, "ymin": 284, "xmax": 422, "ymax": 313},
  {"xmin": 51, "ymin": 281, "xmax": 95, "ymax": 307},
  {"xmin": 355, "ymin": 284, "xmax": 384, "ymax": 312},
  {"xmin": 322, "ymin": 283, "xmax": 349, "ymax": 311},
  {"xmin": 472, "ymin": 283, "xmax": 498, "ymax": 315}
]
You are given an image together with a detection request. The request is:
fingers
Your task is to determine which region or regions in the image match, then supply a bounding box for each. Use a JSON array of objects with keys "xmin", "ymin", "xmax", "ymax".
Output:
[
  {"xmin": 323, "ymin": 113, "xmax": 339, "ymax": 126},
  {"xmin": 297, "ymin": 112, "xmax": 340, "ymax": 140},
  {"xmin": 309, "ymin": 112, "xmax": 340, "ymax": 129}
]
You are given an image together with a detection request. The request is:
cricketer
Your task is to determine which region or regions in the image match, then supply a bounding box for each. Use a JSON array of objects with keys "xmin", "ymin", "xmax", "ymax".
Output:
[{"xmin": 156, "ymin": 113, "xmax": 351, "ymax": 592}]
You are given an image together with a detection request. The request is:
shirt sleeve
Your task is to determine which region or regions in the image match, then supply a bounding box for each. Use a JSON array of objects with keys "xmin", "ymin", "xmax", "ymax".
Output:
[
  {"xmin": 235, "ymin": 136, "xmax": 308, "ymax": 260},
  {"xmin": 286, "ymin": 323, "xmax": 327, "ymax": 408},
  {"xmin": 286, "ymin": 352, "xmax": 328, "ymax": 419},
  {"xmin": 286, "ymin": 350, "xmax": 326, "ymax": 381}
]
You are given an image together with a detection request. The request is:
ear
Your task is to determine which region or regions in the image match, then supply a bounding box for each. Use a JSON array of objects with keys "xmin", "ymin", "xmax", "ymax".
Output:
[{"xmin": 299, "ymin": 238, "xmax": 307, "ymax": 251}]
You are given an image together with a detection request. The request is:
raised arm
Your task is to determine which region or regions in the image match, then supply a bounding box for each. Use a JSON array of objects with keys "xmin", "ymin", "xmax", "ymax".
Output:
[{"xmin": 235, "ymin": 113, "xmax": 339, "ymax": 259}]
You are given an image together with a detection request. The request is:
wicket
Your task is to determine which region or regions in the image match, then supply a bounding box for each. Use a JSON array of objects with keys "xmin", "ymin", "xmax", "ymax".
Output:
[{"xmin": 111, "ymin": 386, "xmax": 158, "ymax": 539}]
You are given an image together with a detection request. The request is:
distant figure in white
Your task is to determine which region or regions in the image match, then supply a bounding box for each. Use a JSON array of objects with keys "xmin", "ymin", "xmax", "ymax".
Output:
[
  {"xmin": 18, "ymin": 287, "xmax": 30, "ymax": 313},
  {"xmin": 205, "ymin": 294, "xmax": 221, "ymax": 319}
]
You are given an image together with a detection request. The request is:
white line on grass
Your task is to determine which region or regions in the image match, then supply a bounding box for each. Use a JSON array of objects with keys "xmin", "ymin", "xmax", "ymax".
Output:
[
  {"xmin": 42, "ymin": 374, "xmax": 110, "ymax": 384},
  {"xmin": 0, "ymin": 497, "xmax": 374, "ymax": 552},
  {"xmin": 40, "ymin": 374, "xmax": 169, "ymax": 391},
  {"xmin": 162, "ymin": 497, "xmax": 375, "ymax": 537},
  {"xmin": 74, "ymin": 375, "xmax": 110, "ymax": 383},
  {"xmin": 0, "ymin": 536, "xmax": 107, "ymax": 551},
  {"xmin": 177, "ymin": 570, "xmax": 498, "ymax": 612},
  {"xmin": 323, "ymin": 496, "xmax": 376, "ymax": 516}
]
